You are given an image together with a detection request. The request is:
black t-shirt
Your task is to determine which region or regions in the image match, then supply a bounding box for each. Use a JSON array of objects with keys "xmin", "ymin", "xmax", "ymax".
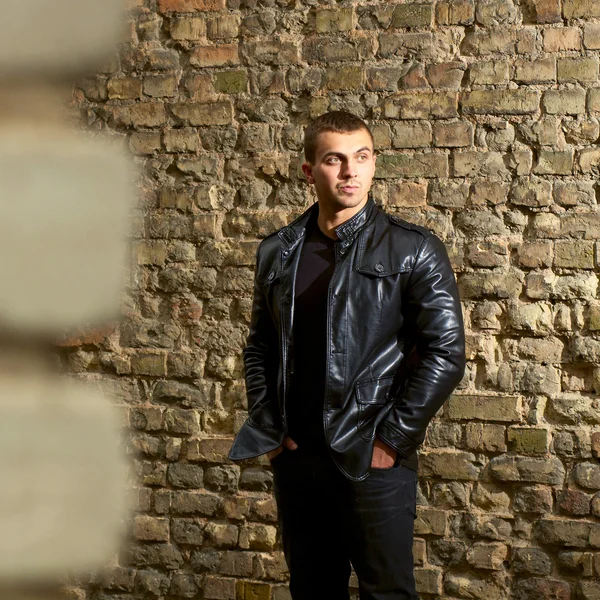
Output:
[{"xmin": 287, "ymin": 210, "xmax": 335, "ymax": 451}]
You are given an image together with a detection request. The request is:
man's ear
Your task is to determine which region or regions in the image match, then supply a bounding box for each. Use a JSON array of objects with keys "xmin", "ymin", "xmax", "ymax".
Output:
[{"xmin": 301, "ymin": 162, "xmax": 314, "ymax": 183}]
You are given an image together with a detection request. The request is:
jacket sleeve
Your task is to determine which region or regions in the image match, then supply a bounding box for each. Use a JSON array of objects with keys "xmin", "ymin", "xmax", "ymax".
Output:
[
  {"xmin": 242, "ymin": 248, "xmax": 282, "ymax": 429},
  {"xmin": 228, "ymin": 243, "xmax": 284, "ymax": 460},
  {"xmin": 376, "ymin": 233, "xmax": 466, "ymax": 458}
]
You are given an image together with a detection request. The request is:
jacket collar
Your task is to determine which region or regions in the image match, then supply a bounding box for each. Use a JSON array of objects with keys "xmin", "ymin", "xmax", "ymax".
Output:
[{"xmin": 278, "ymin": 191, "xmax": 378, "ymax": 249}]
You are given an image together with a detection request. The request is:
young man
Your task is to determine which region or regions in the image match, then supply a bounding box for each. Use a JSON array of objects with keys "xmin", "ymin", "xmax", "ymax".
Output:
[{"xmin": 228, "ymin": 111, "xmax": 466, "ymax": 599}]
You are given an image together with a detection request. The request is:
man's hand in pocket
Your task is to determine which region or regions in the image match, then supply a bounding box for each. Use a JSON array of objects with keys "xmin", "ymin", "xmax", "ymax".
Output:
[
  {"xmin": 371, "ymin": 437, "xmax": 397, "ymax": 469},
  {"xmin": 266, "ymin": 436, "xmax": 298, "ymax": 461}
]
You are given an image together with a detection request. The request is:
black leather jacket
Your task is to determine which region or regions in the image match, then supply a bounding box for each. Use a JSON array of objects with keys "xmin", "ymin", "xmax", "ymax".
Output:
[{"xmin": 228, "ymin": 192, "xmax": 466, "ymax": 481}]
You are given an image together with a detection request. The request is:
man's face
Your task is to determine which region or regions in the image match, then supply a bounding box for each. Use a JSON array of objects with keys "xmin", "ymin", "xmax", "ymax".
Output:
[{"xmin": 301, "ymin": 129, "xmax": 377, "ymax": 212}]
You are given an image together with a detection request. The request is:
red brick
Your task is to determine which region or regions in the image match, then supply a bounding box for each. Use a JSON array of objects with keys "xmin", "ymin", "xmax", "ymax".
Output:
[
  {"xmin": 185, "ymin": 73, "xmax": 217, "ymax": 100},
  {"xmin": 190, "ymin": 44, "xmax": 239, "ymax": 67},
  {"xmin": 433, "ymin": 121, "xmax": 473, "ymax": 147},
  {"xmin": 400, "ymin": 64, "xmax": 429, "ymax": 89},
  {"xmin": 426, "ymin": 61, "xmax": 466, "ymax": 89},
  {"xmin": 557, "ymin": 489, "xmax": 592, "ymax": 516}
]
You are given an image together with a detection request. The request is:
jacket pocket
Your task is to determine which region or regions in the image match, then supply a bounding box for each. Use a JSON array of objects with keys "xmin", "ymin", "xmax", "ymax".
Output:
[
  {"xmin": 355, "ymin": 375, "xmax": 395, "ymax": 441},
  {"xmin": 255, "ymin": 266, "xmax": 282, "ymax": 323}
]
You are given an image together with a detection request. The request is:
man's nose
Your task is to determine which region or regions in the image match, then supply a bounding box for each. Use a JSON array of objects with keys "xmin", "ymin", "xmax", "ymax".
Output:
[{"xmin": 341, "ymin": 161, "xmax": 357, "ymax": 178}]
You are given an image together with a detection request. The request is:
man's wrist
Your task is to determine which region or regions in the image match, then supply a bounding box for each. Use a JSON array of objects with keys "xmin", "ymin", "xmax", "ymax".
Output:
[
  {"xmin": 375, "ymin": 435, "xmax": 395, "ymax": 451},
  {"xmin": 376, "ymin": 421, "xmax": 416, "ymax": 459}
]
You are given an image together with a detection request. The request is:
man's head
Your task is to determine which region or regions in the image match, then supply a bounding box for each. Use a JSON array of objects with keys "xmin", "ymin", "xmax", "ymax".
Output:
[{"xmin": 301, "ymin": 111, "xmax": 377, "ymax": 214}]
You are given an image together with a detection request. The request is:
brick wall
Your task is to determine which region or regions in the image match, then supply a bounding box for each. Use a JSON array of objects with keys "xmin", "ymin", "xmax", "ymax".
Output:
[{"xmin": 67, "ymin": 0, "xmax": 600, "ymax": 598}]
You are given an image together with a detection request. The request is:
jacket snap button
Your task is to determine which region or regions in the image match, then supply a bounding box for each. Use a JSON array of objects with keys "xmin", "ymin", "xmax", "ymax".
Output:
[
  {"xmin": 268, "ymin": 270, "xmax": 276, "ymax": 280},
  {"xmin": 374, "ymin": 263, "xmax": 384, "ymax": 273}
]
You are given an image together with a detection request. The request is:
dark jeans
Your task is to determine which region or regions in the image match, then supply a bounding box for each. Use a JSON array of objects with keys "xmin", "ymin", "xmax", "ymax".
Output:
[{"xmin": 270, "ymin": 446, "xmax": 418, "ymax": 600}]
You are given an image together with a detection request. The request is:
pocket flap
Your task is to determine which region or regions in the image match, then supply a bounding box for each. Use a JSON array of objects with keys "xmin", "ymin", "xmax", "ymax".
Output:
[
  {"xmin": 355, "ymin": 261, "xmax": 413, "ymax": 277},
  {"xmin": 355, "ymin": 375, "xmax": 395, "ymax": 405}
]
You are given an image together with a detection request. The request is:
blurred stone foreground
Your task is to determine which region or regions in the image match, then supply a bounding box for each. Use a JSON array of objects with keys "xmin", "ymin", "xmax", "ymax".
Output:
[{"xmin": 0, "ymin": 1, "xmax": 138, "ymax": 599}]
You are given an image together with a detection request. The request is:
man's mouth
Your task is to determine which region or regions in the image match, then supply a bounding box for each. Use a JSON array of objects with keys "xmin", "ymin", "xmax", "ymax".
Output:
[{"xmin": 340, "ymin": 185, "xmax": 359, "ymax": 191}]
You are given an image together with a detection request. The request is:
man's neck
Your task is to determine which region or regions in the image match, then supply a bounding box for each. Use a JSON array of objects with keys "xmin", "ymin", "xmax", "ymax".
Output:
[{"xmin": 316, "ymin": 192, "xmax": 370, "ymax": 240}]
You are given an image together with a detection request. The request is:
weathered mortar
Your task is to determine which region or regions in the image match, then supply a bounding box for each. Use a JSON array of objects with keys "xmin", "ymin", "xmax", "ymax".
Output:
[{"xmin": 65, "ymin": 0, "xmax": 600, "ymax": 597}]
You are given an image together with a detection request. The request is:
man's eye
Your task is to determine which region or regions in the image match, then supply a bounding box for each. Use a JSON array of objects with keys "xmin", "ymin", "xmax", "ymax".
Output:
[{"xmin": 326, "ymin": 156, "xmax": 368, "ymax": 163}]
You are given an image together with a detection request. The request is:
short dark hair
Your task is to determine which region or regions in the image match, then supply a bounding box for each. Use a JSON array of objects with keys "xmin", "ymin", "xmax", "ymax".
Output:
[{"xmin": 303, "ymin": 110, "xmax": 375, "ymax": 165}]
